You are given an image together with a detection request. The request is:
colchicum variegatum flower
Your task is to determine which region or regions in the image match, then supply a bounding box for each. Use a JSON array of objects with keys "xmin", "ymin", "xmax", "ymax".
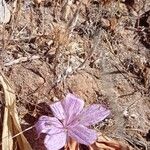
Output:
[{"xmin": 35, "ymin": 93, "xmax": 110, "ymax": 150}]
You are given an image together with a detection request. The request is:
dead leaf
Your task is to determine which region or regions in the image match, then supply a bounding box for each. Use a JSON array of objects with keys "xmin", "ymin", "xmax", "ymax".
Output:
[
  {"xmin": 89, "ymin": 136, "xmax": 133, "ymax": 150},
  {"xmin": 65, "ymin": 135, "xmax": 134, "ymax": 150},
  {"xmin": 0, "ymin": 71, "xmax": 32, "ymax": 150},
  {"xmin": 0, "ymin": 0, "xmax": 11, "ymax": 23}
]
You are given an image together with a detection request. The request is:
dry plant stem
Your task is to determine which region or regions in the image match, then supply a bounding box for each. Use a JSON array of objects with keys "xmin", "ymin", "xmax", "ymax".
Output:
[
  {"xmin": 123, "ymin": 135, "xmax": 147, "ymax": 150},
  {"xmin": 0, "ymin": 126, "xmax": 34, "ymax": 146},
  {"xmin": 66, "ymin": 1, "xmax": 81, "ymax": 28},
  {"xmin": 61, "ymin": 0, "xmax": 74, "ymax": 21},
  {"xmin": 125, "ymin": 128, "xmax": 146, "ymax": 135},
  {"xmin": 77, "ymin": 36, "xmax": 100, "ymax": 70},
  {"xmin": 67, "ymin": 5, "xmax": 80, "ymax": 38},
  {"xmin": 4, "ymin": 55, "xmax": 40, "ymax": 66},
  {"xmin": 64, "ymin": 138, "xmax": 79, "ymax": 150},
  {"xmin": 125, "ymin": 129, "xmax": 148, "ymax": 150},
  {"xmin": 12, "ymin": 0, "xmax": 21, "ymax": 24},
  {"xmin": 42, "ymin": 6, "xmax": 46, "ymax": 34},
  {"xmin": 5, "ymin": 0, "xmax": 21, "ymax": 47},
  {"xmin": 2, "ymin": 24, "xmax": 6, "ymax": 50},
  {"xmin": 15, "ymin": 24, "xmax": 28, "ymax": 37}
]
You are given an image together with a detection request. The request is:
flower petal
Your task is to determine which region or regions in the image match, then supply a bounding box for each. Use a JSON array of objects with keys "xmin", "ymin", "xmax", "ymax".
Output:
[
  {"xmin": 62, "ymin": 93, "xmax": 84, "ymax": 124},
  {"xmin": 50, "ymin": 101, "xmax": 65, "ymax": 120},
  {"xmin": 44, "ymin": 131, "xmax": 67, "ymax": 150},
  {"xmin": 35, "ymin": 116, "xmax": 63, "ymax": 136},
  {"xmin": 79, "ymin": 104, "xmax": 110, "ymax": 126},
  {"xmin": 68, "ymin": 125, "xmax": 97, "ymax": 145}
]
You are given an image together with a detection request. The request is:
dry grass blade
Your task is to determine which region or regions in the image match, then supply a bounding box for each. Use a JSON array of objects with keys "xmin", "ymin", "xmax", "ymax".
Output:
[{"xmin": 0, "ymin": 71, "xmax": 32, "ymax": 150}]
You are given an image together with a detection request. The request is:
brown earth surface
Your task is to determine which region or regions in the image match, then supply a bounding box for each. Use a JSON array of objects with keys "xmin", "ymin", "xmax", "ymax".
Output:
[{"xmin": 0, "ymin": 0, "xmax": 150, "ymax": 149}]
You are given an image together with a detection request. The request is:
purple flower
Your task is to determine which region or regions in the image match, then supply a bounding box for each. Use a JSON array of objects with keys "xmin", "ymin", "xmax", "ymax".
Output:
[{"xmin": 35, "ymin": 93, "xmax": 110, "ymax": 150}]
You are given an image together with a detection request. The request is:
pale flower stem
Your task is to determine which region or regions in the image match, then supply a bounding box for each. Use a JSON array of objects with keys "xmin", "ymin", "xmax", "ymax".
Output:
[{"xmin": 65, "ymin": 137, "xmax": 71, "ymax": 149}]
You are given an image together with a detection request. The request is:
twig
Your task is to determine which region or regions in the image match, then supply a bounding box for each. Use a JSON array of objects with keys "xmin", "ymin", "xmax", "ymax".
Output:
[
  {"xmin": 0, "ymin": 126, "xmax": 34, "ymax": 146},
  {"xmin": 4, "ymin": 55, "xmax": 40, "ymax": 66}
]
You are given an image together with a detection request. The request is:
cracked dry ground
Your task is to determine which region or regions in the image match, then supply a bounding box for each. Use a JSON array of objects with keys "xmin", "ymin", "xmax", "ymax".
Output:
[{"xmin": 0, "ymin": 0, "xmax": 150, "ymax": 149}]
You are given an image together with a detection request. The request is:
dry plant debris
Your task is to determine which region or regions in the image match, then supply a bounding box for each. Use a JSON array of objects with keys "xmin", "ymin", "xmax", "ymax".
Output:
[
  {"xmin": 0, "ymin": 71, "xmax": 32, "ymax": 150},
  {"xmin": 66, "ymin": 135, "xmax": 134, "ymax": 150}
]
